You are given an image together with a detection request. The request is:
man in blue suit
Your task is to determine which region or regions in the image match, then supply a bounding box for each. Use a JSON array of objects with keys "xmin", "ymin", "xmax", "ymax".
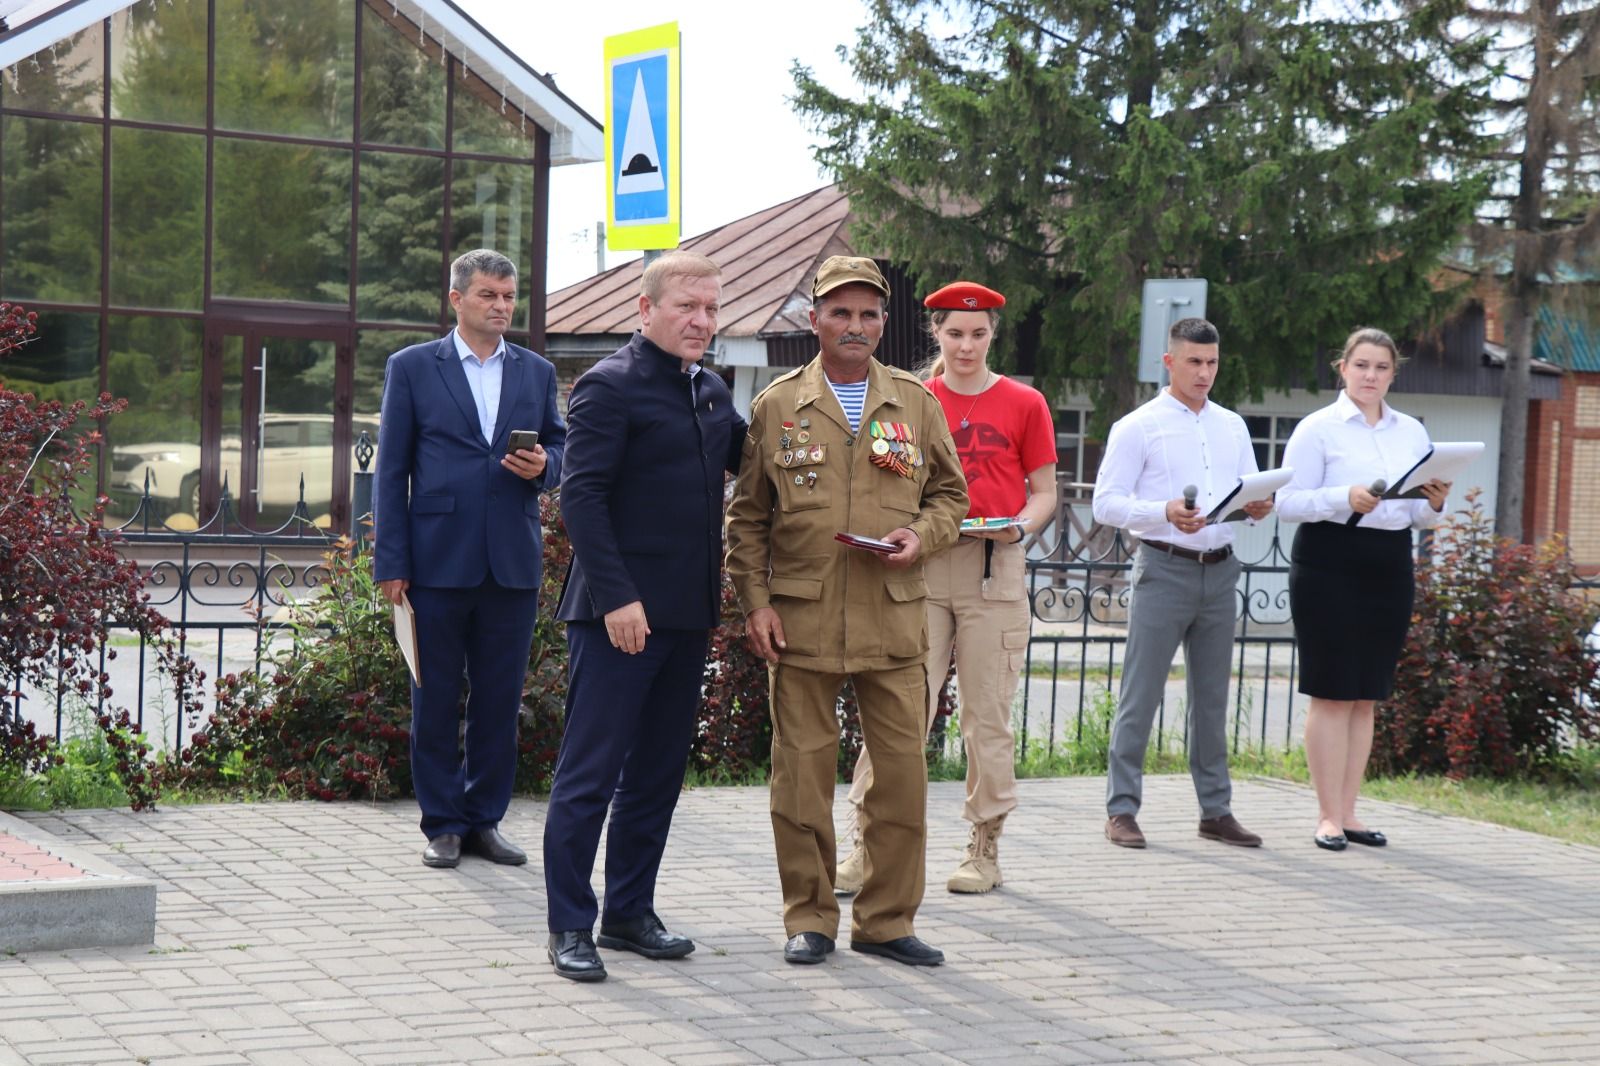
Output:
[
  {"xmin": 374, "ymin": 249, "xmax": 565, "ymax": 870},
  {"xmin": 542, "ymin": 251, "xmax": 745, "ymax": 981}
]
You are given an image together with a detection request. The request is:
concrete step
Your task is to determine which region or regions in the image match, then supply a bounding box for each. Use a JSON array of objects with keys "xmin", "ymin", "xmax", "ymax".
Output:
[{"xmin": 0, "ymin": 810, "xmax": 155, "ymax": 953}]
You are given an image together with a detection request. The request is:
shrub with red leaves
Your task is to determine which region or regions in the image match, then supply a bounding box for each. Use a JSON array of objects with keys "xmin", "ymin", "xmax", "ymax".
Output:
[
  {"xmin": 0, "ymin": 712, "xmax": 57, "ymax": 778},
  {"xmin": 2, "ymin": 301, "xmax": 203, "ymax": 810},
  {"xmin": 515, "ymin": 493, "xmax": 575, "ymax": 793},
  {"xmin": 1374, "ymin": 492, "xmax": 1600, "ymax": 779}
]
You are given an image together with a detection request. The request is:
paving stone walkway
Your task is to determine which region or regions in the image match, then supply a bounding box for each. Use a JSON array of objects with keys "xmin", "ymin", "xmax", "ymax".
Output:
[{"xmin": 3, "ymin": 775, "xmax": 1600, "ymax": 1066}]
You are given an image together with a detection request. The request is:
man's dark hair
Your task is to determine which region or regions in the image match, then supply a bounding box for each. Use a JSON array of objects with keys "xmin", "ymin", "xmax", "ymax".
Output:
[
  {"xmin": 450, "ymin": 248, "xmax": 517, "ymax": 295},
  {"xmin": 1169, "ymin": 317, "xmax": 1219, "ymax": 346}
]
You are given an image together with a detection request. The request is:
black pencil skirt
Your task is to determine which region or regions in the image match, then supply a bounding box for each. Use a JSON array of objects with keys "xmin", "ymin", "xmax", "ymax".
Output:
[{"xmin": 1289, "ymin": 520, "xmax": 1416, "ymax": 700}]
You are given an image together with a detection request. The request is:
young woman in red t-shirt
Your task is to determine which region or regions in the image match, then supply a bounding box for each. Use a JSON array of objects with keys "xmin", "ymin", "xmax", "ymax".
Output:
[{"xmin": 837, "ymin": 282, "xmax": 1058, "ymax": 895}]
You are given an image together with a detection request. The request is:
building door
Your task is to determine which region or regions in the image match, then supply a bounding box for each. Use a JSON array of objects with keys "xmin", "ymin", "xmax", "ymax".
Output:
[{"xmin": 202, "ymin": 321, "xmax": 354, "ymax": 532}]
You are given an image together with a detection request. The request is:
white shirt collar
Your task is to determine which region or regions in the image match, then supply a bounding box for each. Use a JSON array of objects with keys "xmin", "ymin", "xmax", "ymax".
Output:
[
  {"xmin": 1158, "ymin": 388, "xmax": 1210, "ymax": 418},
  {"xmin": 1333, "ymin": 388, "xmax": 1395, "ymax": 429},
  {"xmin": 452, "ymin": 328, "xmax": 506, "ymax": 364}
]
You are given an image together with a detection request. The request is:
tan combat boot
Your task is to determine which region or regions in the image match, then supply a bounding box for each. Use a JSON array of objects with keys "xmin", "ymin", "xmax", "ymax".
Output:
[
  {"xmin": 947, "ymin": 816, "xmax": 1005, "ymax": 894},
  {"xmin": 834, "ymin": 804, "xmax": 865, "ymax": 897}
]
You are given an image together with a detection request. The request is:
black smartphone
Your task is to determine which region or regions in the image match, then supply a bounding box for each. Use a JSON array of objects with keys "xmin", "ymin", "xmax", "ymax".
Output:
[{"xmin": 507, "ymin": 430, "xmax": 540, "ymax": 454}]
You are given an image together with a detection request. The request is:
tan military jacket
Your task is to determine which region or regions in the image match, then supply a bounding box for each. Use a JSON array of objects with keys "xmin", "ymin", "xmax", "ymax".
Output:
[{"xmin": 726, "ymin": 355, "xmax": 969, "ymax": 674}]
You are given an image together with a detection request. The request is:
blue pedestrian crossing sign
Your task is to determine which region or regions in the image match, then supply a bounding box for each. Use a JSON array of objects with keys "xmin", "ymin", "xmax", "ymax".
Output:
[{"xmin": 604, "ymin": 23, "xmax": 680, "ymax": 251}]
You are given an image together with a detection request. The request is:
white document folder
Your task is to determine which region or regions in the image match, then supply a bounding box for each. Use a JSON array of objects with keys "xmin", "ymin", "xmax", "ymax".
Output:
[
  {"xmin": 1384, "ymin": 442, "xmax": 1486, "ymax": 499},
  {"xmin": 393, "ymin": 592, "xmax": 421, "ymax": 687},
  {"xmin": 1205, "ymin": 467, "xmax": 1294, "ymax": 525}
]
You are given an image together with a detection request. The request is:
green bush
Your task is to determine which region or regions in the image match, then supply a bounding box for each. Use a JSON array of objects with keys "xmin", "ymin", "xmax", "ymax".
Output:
[
  {"xmin": 162, "ymin": 538, "xmax": 416, "ymax": 801},
  {"xmin": 1374, "ymin": 494, "xmax": 1600, "ymax": 779},
  {"xmin": 165, "ymin": 498, "xmax": 570, "ymax": 802}
]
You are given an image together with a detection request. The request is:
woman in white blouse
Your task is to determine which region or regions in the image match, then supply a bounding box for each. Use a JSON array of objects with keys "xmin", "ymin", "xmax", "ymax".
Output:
[{"xmin": 1277, "ymin": 328, "xmax": 1450, "ymax": 852}]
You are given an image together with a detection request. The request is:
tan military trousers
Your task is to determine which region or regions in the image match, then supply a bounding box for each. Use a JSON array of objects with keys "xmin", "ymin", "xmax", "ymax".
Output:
[
  {"xmin": 848, "ymin": 537, "xmax": 1030, "ymax": 825},
  {"xmin": 769, "ymin": 660, "xmax": 927, "ymax": 942}
]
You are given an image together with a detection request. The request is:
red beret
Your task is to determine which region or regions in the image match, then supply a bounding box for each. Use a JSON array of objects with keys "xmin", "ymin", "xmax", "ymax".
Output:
[{"xmin": 923, "ymin": 281, "xmax": 1006, "ymax": 311}]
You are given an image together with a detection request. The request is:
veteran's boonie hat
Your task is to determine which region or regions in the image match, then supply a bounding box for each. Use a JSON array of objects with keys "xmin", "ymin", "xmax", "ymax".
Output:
[{"xmin": 812, "ymin": 255, "xmax": 891, "ymax": 300}]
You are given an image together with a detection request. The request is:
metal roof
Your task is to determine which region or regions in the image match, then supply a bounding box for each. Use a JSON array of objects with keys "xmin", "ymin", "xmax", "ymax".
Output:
[
  {"xmin": 1536, "ymin": 306, "xmax": 1600, "ymax": 373},
  {"xmin": 546, "ymin": 185, "xmax": 857, "ymax": 338},
  {"xmin": 0, "ymin": 0, "xmax": 601, "ymax": 164}
]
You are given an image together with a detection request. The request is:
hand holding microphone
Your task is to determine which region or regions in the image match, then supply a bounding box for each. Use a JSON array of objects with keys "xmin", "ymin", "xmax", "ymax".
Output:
[
  {"xmin": 1166, "ymin": 483, "xmax": 1202, "ymax": 534},
  {"xmin": 1345, "ymin": 478, "xmax": 1386, "ymax": 526}
]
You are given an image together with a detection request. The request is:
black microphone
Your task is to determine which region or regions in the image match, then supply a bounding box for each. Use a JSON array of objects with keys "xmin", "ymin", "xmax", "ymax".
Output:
[
  {"xmin": 1346, "ymin": 478, "xmax": 1387, "ymax": 527},
  {"xmin": 1179, "ymin": 484, "xmax": 1198, "ymax": 531}
]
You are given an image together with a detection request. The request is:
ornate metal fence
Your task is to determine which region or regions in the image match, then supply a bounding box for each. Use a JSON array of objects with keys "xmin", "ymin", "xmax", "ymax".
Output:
[
  {"xmin": 1015, "ymin": 488, "xmax": 1301, "ymax": 758},
  {"xmin": 4, "ymin": 434, "xmax": 377, "ymax": 751},
  {"xmin": 9, "ymin": 464, "xmax": 1600, "ymax": 757}
]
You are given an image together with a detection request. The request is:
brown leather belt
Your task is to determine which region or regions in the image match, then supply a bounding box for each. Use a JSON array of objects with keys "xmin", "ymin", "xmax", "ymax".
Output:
[{"xmin": 1141, "ymin": 539, "xmax": 1233, "ymax": 565}]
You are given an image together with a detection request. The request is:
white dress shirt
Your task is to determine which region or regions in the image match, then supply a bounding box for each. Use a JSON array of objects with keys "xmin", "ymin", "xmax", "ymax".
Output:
[
  {"xmin": 1092, "ymin": 390, "xmax": 1259, "ymax": 551},
  {"xmin": 1276, "ymin": 390, "xmax": 1442, "ymax": 530},
  {"xmin": 453, "ymin": 328, "xmax": 506, "ymax": 444}
]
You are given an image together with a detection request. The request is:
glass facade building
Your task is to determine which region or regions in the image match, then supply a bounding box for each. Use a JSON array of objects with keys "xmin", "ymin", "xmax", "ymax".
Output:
[{"xmin": 0, "ymin": 0, "xmax": 598, "ymax": 530}]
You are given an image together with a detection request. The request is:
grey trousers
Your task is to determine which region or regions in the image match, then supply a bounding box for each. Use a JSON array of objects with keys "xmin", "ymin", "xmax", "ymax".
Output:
[{"xmin": 1106, "ymin": 545, "xmax": 1241, "ymax": 820}]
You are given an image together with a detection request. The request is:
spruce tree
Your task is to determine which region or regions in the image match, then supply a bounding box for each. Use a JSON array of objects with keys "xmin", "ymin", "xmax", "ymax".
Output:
[{"xmin": 793, "ymin": 0, "xmax": 1494, "ymax": 426}]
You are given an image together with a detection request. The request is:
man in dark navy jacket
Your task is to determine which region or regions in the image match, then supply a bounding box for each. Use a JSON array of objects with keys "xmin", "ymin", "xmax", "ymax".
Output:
[
  {"xmin": 374, "ymin": 249, "xmax": 565, "ymax": 870},
  {"xmin": 542, "ymin": 251, "xmax": 745, "ymax": 982}
]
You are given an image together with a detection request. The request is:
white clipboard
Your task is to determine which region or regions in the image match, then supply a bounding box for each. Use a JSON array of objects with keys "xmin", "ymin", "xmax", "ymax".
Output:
[
  {"xmin": 1384, "ymin": 442, "xmax": 1484, "ymax": 499},
  {"xmin": 393, "ymin": 593, "xmax": 421, "ymax": 687},
  {"xmin": 1205, "ymin": 467, "xmax": 1294, "ymax": 524}
]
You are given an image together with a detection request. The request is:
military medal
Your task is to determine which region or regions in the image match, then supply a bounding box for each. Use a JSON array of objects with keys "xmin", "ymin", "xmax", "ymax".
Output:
[
  {"xmin": 810, "ymin": 445, "xmax": 823, "ymax": 462},
  {"xmin": 868, "ymin": 420, "xmax": 916, "ymax": 477},
  {"xmin": 796, "ymin": 430, "xmax": 811, "ymax": 444}
]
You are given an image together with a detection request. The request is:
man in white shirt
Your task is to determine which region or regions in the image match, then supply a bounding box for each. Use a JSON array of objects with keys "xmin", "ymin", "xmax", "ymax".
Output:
[{"xmin": 1091, "ymin": 318, "xmax": 1272, "ymax": 849}]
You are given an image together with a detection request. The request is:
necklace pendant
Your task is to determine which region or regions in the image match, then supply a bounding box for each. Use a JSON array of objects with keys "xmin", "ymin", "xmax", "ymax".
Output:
[{"xmin": 960, "ymin": 418, "xmax": 970, "ymax": 429}]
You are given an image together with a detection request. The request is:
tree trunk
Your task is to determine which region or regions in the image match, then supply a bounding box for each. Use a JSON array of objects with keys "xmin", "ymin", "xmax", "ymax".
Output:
[
  {"xmin": 1496, "ymin": 288, "xmax": 1534, "ymax": 541},
  {"xmin": 1495, "ymin": 0, "xmax": 1559, "ymax": 542}
]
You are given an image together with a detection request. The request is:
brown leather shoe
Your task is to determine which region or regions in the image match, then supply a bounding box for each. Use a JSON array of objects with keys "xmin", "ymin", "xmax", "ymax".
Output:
[
  {"xmin": 1105, "ymin": 814, "xmax": 1146, "ymax": 848},
  {"xmin": 1198, "ymin": 814, "xmax": 1262, "ymax": 847}
]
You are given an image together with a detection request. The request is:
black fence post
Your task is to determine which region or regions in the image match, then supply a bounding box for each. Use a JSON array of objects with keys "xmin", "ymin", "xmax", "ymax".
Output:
[{"xmin": 352, "ymin": 430, "xmax": 375, "ymax": 553}]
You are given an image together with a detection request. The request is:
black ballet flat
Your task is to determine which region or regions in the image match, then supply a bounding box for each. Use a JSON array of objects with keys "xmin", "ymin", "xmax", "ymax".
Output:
[
  {"xmin": 1314, "ymin": 832, "xmax": 1348, "ymax": 851},
  {"xmin": 1343, "ymin": 828, "xmax": 1387, "ymax": 847}
]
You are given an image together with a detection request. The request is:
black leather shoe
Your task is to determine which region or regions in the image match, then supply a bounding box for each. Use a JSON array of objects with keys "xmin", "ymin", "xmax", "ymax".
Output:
[
  {"xmin": 422, "ymin": 833, "xmax": 461, "ymax": 868},
  {"xmin": 598, "ymin": 911, "xmax": 695, "ymax": 959},
  {"xmin": 1314, "ymin": 832, "xmax": 1348, "ymax": 851},
  {"xmin": 783, "ymin": 932, "xmax": 835, "ymax": 965},
  {"xmin": 1343, "ymin": 828, "xmax": 1387, "ymax": 847},
  {"xmin": 463, "ymin": 826, "xmax": 527, "ymax": 865},
  {"xmin": 547, "ymin": 930, "xmax": 607, "ymax": 982},
  {"xmin": 850, "ymin": 936, "xmax": 945, "ymax": 966}
]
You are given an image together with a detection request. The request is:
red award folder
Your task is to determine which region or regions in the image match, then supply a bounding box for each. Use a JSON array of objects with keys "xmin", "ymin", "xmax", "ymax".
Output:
[{"xmin": 835, "ymin": 531, "xmax": 898, "ymax": 555}]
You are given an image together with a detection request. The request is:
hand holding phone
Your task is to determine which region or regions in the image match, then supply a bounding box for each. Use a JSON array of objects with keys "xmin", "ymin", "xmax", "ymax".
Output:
[{"xmin": 507, "ymin": 429, "xmax": 540, "ymax": 454}]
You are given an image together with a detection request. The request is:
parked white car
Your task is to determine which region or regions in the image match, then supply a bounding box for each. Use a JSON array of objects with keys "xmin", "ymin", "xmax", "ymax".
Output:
[{"xmin": 108, "ymin": 414, "xmax": 378, "ymax": 520}]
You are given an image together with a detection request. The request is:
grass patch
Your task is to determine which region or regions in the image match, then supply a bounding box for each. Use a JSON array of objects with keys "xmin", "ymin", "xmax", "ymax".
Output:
[{"xmin": 1358, "ymin": 773, "xmax": 1600, "ymax": 848}]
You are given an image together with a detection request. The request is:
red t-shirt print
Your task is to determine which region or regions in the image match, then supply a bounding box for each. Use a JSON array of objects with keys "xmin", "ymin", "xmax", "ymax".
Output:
[{"xmin": 952, "ymin": 421, "xmax": 1015, "ymax": 493}]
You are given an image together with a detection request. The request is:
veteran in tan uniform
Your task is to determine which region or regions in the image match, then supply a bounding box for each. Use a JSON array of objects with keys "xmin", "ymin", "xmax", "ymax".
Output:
[{"xmin": 726, "ymin": 256, "xmax": 968, "ymax": 968}]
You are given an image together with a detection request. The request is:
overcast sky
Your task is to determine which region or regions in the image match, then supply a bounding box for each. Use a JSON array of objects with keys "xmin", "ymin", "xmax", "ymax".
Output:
[{"xmin": 454, "ymin": 0, "xmax": 871, "ymax": 293}]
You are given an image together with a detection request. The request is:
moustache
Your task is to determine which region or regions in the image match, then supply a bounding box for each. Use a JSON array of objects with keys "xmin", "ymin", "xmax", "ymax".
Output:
[{"xmin": 839, "ymin": 333, "xmax": 870, "ymax": 346}]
